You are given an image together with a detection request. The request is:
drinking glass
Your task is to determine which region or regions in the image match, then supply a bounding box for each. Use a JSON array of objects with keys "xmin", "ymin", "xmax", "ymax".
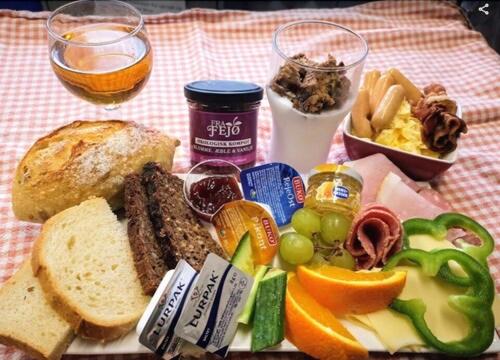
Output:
[
  {"xmin": 267, "ymin": 20, "xmax": 368, "ymax": 173},
  {"xmin": 47, "ymin": 0, "xmax": 152, "ymax": 110}
]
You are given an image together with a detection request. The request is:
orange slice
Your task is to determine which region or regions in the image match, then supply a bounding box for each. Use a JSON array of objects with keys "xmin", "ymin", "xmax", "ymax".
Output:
[
  {"xmin": 286, "ymin": 274, "xmax": 368, "ymax": 360},
  {"xmin": 297, "ymin": 265, "xmax": 406, "ymax": 315}
]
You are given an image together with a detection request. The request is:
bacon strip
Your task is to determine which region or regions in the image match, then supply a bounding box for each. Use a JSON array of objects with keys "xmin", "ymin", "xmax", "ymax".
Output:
[{"xmin": 345, "ymin": 203, "xmax": 403, "ymax": 270}]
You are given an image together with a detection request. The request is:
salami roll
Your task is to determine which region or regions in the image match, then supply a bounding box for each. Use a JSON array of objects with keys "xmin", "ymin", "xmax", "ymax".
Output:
[{"xmin": 345, "ymin": 203, "xmax": 403, "ymax": 270}]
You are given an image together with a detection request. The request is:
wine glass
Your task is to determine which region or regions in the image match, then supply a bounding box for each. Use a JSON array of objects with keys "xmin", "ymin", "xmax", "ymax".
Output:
[
  {"xmin": 47, "ymin": 0, "xmax": 152, "ymax": 111},
  {"xmin": 267, "ymin": 20, "xmax": 368, "ymax": 172}
]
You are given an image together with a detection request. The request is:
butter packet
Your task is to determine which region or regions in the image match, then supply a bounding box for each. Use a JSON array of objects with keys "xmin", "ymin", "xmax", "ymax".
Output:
[
  {"xmin": 136, "ymin": 260, "xmax": 198, "ymax": 359},
  {"xmin": 174, "ymin": 253, "xmax": 253, "ymax": 357}
]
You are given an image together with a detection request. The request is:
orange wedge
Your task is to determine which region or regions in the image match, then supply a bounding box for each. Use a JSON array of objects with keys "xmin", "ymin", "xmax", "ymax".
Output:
[
  {"xmin": 297, "ymin": 265, "xmax": 406, "ymax": 315},
  {"xmin": 286, "ymin": 274, "xmax": 368, "ymax": 360}
]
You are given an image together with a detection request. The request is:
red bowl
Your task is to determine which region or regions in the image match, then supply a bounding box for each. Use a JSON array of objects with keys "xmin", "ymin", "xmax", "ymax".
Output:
[{"xmin": 342, "ymin": 107, "xmax": 460, "ymax": 181}]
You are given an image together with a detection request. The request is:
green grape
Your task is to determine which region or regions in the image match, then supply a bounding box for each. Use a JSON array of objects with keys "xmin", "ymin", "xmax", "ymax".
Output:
[
  {"xmin": 279, "ymin": 232, "xmax": 314, "ymax": 265},
  {"xmin": 309, "ymin": 252, "xmax": 329, "ymax": 266},
  {"xmin": 329, "ymin": 250, "xmax": 356, "ymax": 270},
  {"xmin": 291, "ymin": 208, "xmax": 321, "ymax": 238},
  {"xmin": 320, "ymin": 212, "xmax": 352, "ymax": 245}
]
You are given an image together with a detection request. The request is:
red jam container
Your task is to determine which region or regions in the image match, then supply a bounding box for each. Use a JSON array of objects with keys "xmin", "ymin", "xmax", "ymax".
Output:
[
  {"xmin": 183, "ymin": 159, "xmax": 242, "ymax": 221},
  {"xmin": 185, "ymin": 80, "xmax": 263, "ymax": 169}
]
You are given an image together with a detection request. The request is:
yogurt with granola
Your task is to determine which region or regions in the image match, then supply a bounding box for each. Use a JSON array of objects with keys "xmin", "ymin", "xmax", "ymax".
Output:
[{"xmin": 268, "ymin": 53, "xmax": 358, "ymax": 173}]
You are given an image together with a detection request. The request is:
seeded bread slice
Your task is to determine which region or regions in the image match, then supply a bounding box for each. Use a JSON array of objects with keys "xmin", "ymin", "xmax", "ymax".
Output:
[
  {"xmin": 142, "ymin": 162, "xmax": 226, "ymax": 271},
  {"xmin": 0, "ymin": 261, "xmax": 74, "ymax": 360},
  {"xmin": 31, "ymin": 198, "xmax": 150, "ymax": 341},
  {"xmin": 124, "ymin": 173, "xmax": 167, "ymax": 295}
]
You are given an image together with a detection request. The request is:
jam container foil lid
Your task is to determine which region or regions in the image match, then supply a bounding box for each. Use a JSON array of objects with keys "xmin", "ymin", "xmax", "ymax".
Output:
[
  {"xmin": 212, "ymin": 199, "xmax": 280, "ymax": 265},
  {"xmin": 185, "ymin": 80, "xmax": 263, "ymax": 105},
  {"xmin": 240, "ymin": 162, "xmax": 305, "ymax": 227}
]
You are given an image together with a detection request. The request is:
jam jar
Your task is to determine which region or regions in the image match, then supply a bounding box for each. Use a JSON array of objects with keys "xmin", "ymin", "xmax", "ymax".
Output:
[
  {"xmin": 304, "ymin": 164, "xmax": 363, "ymax": 219},
  {"xmin": 185, "ymin": 80, "xmax": 263, "ymax": 169}
]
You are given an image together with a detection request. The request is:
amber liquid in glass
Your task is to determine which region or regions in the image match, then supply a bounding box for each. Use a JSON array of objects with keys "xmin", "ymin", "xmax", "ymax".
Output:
[{"xmin": 50, "ymin": 23, "xmax": 152, "ymax": 106}]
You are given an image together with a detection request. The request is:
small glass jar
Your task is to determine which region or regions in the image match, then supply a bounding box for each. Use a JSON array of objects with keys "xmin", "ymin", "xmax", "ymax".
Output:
[
  {"xmin": 304, "ymin": 164, "xmax": 363, "ymax": 219},
  {"xmin": 185, "ymin": 80, "xmax": 263, "ymax": 169}
]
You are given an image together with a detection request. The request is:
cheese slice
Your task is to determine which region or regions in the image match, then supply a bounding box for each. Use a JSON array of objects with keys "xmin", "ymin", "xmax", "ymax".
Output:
[
  {"xmin": 348, "ymin": 310, "xmax": 424, "ymax": 353},
  {"xmin": 409, "ymin": 234, "xmax": 468, "ymax": 277},
  {"xmin": 349, "ymin": 234, "xmax": 500, "ymax": 354},
  {"xmin": 408, "ymin": 234, "xmax": 455, "ymax": 251}
]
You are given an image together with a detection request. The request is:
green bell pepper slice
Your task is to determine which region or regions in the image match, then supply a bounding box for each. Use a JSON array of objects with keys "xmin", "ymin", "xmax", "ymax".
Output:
[
  {"xmin": 384, "ymin": 249, "xmax": 495, "ymax": 357},
  {"xmin": 403, "ymin": 213, "xmax": 494, "ymax": 286}
]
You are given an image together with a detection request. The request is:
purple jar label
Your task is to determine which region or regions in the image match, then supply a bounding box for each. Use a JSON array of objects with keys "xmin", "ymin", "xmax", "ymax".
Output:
[{"xmin": 189, "ymin": 109, "xmax": 258, "ymax": 167}]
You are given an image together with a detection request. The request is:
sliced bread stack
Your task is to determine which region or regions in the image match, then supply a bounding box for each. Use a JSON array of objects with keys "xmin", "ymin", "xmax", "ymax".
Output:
[
  {"xmin": 31, "ymin": 197, "xmax": 150, "ymax": 341},
  {"xmin": 0, "ymin": 261, "xmax": 74, "ymax": 360},
  {"xmin": 124, "ymin": 162, "xmax": 226, "ymax": 295},
  {"xmin": 0, "ymin": 198, "xmax": 151, "ymax": 359}
]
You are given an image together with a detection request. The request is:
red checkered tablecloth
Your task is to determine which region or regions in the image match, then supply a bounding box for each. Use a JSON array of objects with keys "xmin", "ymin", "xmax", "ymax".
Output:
[{"xmin": 0, "ymin": 1, "xmax": 499, "ymax": 359}]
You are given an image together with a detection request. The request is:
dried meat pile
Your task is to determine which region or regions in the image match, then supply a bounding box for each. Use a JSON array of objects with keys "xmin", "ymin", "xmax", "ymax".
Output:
[{"xmin": 412, "ymin": 84, "xmax": 467, "ymax": 154}]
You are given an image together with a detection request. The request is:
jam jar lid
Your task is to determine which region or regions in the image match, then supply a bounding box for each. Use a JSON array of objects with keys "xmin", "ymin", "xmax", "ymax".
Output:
[{"xmin": 184, "ymin": 80, "xmax": 263, "ymax": 105}]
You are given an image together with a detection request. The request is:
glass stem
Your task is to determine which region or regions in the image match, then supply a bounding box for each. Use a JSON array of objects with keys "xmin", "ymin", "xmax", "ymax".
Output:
[{"xmin": 97, "ymin": 104, "xmax": 123, "ymax": 120}]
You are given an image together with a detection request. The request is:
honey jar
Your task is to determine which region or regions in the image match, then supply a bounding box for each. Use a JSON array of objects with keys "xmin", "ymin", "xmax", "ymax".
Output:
[{"xmin": 304, "ymin": 164, "xmax": 363, "ymax": 219}]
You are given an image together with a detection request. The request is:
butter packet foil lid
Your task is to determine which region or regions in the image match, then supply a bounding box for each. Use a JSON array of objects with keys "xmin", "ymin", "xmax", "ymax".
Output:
[
  {"xmin": 137, "ymin": 260, "xmax": 198, "ymax": 359},
  {"xmin": 174, "ymin": 253, "xmax": 253, "ymax": 357},
  {"xmin": 241, "ymin": 162, "xmax": 305, "ymax": 226}
]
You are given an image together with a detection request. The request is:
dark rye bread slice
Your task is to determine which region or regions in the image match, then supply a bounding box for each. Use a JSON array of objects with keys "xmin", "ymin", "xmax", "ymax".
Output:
[
  {"xmin": 124, "ymin": 173, "xmax": 167, "ymax": 295},
  {"xmin": 142, "ymin": 162, "xmax": 226, "ymax": 271}
]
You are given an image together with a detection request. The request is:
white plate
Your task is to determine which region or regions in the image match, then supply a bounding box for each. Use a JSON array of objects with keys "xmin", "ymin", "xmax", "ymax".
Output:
[{"xmin": 66, "ymin": 173, "xmax": 500, "ymax": 356}]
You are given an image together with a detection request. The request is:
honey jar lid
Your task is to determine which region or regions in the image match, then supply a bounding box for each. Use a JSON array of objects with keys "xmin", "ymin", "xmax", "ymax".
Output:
[{"xmin": 310, "ymin": 163, "xmax": 363, "ymax": 185}]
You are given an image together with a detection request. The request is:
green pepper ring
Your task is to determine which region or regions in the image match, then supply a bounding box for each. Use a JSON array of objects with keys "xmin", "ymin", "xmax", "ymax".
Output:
[
  {"xmin": 402, "ymin": 213, "xmax": 494, "ymax": 286},
  {"xmin": 384, "ymin": 248, "xmax": 494, "ymax": 357}
]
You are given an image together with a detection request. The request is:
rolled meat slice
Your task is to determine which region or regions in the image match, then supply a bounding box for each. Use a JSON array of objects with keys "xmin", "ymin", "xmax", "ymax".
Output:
[{"xmin": 345, "ymin": 203, "xmax": 403, "ymax": 270}]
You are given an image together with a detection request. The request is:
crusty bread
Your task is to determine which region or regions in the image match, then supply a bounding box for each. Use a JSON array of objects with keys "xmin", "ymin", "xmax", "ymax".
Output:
[
  {"xmin": 12, "ymin": 120, "xmax": 179, "ymax": 223},
  {"xmin": 32, "ymin": 198, "xmax": 150, "ymax": 341},
  {"xmin": 0, "ymin": 261, "xmax": 74, "ymax": 360}
]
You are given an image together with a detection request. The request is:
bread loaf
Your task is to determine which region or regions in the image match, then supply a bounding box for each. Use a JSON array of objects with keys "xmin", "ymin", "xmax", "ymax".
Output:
[
  {"xmin": 31, "ymin": 198, "xmax": 150, "ymax": 341},
  {"xmin": 12, "ymin": 120, "xmax": 179, "ymax": 223},
  {"xmin": 0, "ymin": 261, "xmax": 74, "ymax": 360}
]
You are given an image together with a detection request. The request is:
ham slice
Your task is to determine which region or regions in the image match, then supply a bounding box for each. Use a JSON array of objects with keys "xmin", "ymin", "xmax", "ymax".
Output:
[
  {"xmin": 417, "ymin": 188, "xmax": 452, "ymax": 211},
  {"xmin": 345, "ymin": 154, "xmax": 420, "ymax": 204},
  {"xmin": 345, "ymin": 203, "xmax": 403, "ymax": 270},
  {"xmin": 376, "ymin": 172, "xmax": 444, "ymax": 220}
]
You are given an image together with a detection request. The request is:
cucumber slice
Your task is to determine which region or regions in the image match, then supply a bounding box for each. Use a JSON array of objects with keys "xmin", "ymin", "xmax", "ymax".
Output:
[
  {"xmin": 238, "ymin": 264, "xmax": 269, "ymax": 324},
  {"xmin": 230, "ymin": 231, "xmax": 254, "ymax": 275},
  {"xmin": 251, "ymin": 268, "xmax": 287, "ymax": 352}
]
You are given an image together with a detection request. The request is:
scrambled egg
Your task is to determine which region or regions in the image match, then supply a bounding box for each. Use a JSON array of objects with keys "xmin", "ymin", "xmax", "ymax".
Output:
[{"xmin": 374, "ymin": 100, "xmax": 439, "ymax": 158}]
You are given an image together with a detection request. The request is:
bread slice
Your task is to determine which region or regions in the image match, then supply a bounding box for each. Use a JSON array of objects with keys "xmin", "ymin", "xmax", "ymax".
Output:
[
  {"xmin": 32, "ymin": 198, "xmax": 150, "ymax": 341},
  {"xmin": 124, "ymin": 173, "xmax": 167, "ymax": 295},
  {"xmin": 0, "ymin": 261, "xmax": 74, "ymax": 360},
  {"xmin": 142, "ymin": 162, "xmax": 226, "ymax": 271},
  {"xmin": 13, "ymin": 120, "xmax": 179, "ymax": 223}
]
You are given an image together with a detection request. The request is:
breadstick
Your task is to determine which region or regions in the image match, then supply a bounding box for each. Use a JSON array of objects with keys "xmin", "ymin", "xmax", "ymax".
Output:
[
  {"xmin": 362, "ymin": 70, "xmax": 381, "ymax": 95},
  {"xmin": 371, "ymin": 84, "xmax": 405, "ymax": 131},
  {"xmin": 369, "ymin": 73, "xmax": 395, "ymax": 115},
  {"xmin": 351, "ymin": 88, "xmax": 372, "ymax": 138},
  {"xmin": 388, "ymin": 68, "xmax": 423, "ymax": 104}
]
